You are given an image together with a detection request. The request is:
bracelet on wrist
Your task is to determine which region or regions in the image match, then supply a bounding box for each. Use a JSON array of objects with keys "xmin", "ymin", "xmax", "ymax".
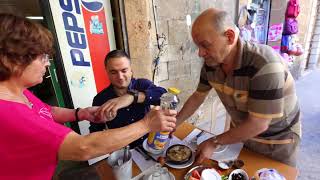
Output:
[{"xmin": 75, "ymin": 108, "xmax": 81, "ymax": 122}]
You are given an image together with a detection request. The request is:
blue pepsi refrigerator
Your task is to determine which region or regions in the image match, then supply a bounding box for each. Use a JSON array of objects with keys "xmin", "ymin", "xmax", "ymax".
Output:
[{"xmin": 43, "ymin": 0, "xmax": 116, "ymax": 164}]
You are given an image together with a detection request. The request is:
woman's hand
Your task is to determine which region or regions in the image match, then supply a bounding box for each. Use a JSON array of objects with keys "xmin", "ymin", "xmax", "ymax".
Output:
[
  {"xmin": 142, "ymin": 106, "xmax": 177, "ymax": 132},
  {"xmin": 77, "ymin": 106, "xmax": 106, "ymax": 123}
]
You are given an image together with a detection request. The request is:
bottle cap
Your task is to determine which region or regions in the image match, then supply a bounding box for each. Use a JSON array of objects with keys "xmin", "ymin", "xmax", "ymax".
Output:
[{"xmin": 168, "ymin": 87, "xmax": 181, "ymax": 95}]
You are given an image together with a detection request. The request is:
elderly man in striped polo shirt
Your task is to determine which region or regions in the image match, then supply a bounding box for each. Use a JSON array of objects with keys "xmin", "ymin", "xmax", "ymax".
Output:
[{"xmin": 177, "ymin": 8, "xmax": 301, "ymax": 167}]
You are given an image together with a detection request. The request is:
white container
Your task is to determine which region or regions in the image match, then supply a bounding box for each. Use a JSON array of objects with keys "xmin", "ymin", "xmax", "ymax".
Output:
[
  {"xmin": 107, "ymin": 148, "xmax": 132, "ymax": 180},
  {"xmin": 200, "ymin": 169, "xmax": 221, "ymax": 180}
]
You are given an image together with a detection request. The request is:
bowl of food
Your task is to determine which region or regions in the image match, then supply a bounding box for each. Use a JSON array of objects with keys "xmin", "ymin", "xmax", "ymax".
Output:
[
  {"xmin": 165, "ymin": 144, "xmax": 193, "ymax": 165},
  {"xmin": 229, "ymin": 169, "xmax": 249, "ymax": 180}
]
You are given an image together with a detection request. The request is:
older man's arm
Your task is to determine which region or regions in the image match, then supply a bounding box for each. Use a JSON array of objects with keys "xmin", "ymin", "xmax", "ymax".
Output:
[
  {"xmin": 196, "ymin": 115, "xmax": 271, "ymax": 163},
  {"xmin": 176, "ymin": 90, "xmax": 210, "ymax": 125}
]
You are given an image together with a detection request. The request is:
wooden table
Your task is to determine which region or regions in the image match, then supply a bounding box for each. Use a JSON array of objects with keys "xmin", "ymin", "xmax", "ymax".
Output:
[{"xmin": 94, "ymin": 122, "xmax": 298, "ymax": 179}]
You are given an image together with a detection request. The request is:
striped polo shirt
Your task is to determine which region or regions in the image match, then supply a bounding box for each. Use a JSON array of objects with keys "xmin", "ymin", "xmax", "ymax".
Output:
[{"xmin": 197, "ymin": 39, "xmax": 301, "ymax": 137}]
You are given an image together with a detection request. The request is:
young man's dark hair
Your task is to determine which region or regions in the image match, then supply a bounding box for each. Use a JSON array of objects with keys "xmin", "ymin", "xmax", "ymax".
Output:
[{"xmin": 104, "ymin": 50, "xmax": 130, "ymax": 66}]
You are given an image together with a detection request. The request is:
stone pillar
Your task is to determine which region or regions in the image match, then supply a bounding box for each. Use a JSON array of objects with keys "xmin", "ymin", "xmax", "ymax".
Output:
[
  {"xmin": 307, "ymin": 1, "xmax": 320, "ymax": 69},
  {"xmin": 124, "ymin": 0, "xmax": 156, "ymax": 79},
  {"xmin": 295, "ymin": 0, "xmax": 318, "ymax": 76}
]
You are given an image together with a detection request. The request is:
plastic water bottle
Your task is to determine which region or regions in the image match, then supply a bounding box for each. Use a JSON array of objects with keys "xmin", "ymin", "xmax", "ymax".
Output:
[
  {"xmin": 159, "ymin": 87, "xmax": 180, "ymax": 110},
  {"xmin": 147, "ymin": 87, "xmax": 180, "ymax": 153}
]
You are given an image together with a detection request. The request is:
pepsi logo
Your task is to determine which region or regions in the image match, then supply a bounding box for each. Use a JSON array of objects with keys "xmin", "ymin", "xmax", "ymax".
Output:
[{"xmin": 81, "ymin": 0, "xmax": 103, "ymax": 12}]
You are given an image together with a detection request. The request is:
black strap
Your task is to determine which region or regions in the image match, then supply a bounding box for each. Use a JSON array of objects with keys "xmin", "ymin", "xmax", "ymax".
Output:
[{"xmin": 75, "ymin": 108, "xmax": 81, "ymax": 122}]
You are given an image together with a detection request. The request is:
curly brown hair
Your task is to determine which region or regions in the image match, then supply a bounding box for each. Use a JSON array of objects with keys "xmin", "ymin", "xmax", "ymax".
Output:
[{"xmin": 0, "ymin": 13, "xmax": 54, "ymax": 81}]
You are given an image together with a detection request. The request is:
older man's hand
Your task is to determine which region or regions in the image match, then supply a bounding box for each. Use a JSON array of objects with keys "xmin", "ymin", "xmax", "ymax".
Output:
[{"xmin": 195, "ymin": 138, "xmax": 217, "ymax": 164}]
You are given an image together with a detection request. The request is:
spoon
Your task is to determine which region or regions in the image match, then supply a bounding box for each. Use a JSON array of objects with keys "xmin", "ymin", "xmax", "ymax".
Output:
[{"xmin": 218, "ymin": 159, "xmax": 244, "ymax": 169}]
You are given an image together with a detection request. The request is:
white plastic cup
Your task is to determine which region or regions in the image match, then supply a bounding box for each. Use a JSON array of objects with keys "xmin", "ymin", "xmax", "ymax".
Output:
[{"xmin": 107, "ymin": 148, "xmax": 132, "ymax": 180}]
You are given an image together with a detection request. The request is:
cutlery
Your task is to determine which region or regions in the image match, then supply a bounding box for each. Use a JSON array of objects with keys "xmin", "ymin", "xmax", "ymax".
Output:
[
  {"xmin": 191, "ymin": 130, "xmax": 205, "ymax": 144},
  {"xmin": 123, "ymin": 145, "xmax": 130, "ymax": 162}
]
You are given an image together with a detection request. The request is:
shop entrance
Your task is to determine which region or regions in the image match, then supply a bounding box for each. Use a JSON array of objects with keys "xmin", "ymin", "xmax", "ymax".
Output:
[{"xmin": 0, "ymin": 0, "xmax": 65, "ymax": 107}]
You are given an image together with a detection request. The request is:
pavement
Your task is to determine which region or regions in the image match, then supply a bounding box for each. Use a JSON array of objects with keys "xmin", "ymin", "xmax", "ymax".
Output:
[{"xmin": 296, "ymin": 69, "xmax": 320, "ymax": 180}]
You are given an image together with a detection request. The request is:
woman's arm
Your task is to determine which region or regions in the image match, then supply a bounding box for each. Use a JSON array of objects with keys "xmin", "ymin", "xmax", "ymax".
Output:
[
  {"xmin": 51, "ymin": 106, "xmax": 98, "ymax": 124},
  {"xmin": 58, "ymin": 108, "xmax": 177, "ymax": 161}
]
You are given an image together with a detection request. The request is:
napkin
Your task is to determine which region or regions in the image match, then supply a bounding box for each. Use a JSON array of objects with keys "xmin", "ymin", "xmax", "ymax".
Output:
[{"xmin": 131, "ymin": 149, "xmax": 156, "ymax": 171}]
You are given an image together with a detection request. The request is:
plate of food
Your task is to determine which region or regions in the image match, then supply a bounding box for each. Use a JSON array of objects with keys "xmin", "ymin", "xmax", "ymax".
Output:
[{"xmin": 164, "ymin": 144, "xmax": 195, "ymax": 169}]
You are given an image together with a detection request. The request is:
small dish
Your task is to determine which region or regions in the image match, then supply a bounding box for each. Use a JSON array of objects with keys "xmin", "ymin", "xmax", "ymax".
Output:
[
  {"xmin": 166, "ymin": 144, "xmax": 193, "ymax": 165},
  {"xmin": 165, "ymin": 150, "xmax": 195, "ymax": 169},
  {"xmin": 229, "ymin": 169, "xmax": 249, "ymax": 180}
]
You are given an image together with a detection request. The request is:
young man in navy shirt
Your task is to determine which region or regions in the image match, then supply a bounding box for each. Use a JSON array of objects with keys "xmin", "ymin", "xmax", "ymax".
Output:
[{"xmin": 90, "ymin": 50, "xmax": 167, "ymax": 148}]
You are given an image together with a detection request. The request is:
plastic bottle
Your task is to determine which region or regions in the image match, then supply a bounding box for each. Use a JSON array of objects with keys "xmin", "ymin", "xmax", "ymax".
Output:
[{"xmin": 147, "ymin": 87, "xmax": 180, "ymax": 153}]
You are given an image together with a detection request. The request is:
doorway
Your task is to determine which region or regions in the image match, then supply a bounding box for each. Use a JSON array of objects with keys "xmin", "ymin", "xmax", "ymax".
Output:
[{"xmin": 0, "ymin": 0, "xmax": 65, "ymax": 107}]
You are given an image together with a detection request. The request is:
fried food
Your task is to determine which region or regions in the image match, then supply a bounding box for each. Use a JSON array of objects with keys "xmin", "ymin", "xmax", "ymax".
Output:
[{"xmin": 166, "ymin": 145, "xmax": 192, "ymax": 163}]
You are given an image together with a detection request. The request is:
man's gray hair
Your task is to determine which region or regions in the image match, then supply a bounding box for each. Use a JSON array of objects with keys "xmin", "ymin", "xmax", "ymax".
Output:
[{"xmin": 211, "ymin": 11, "xmax": 236, "ymax": 33}]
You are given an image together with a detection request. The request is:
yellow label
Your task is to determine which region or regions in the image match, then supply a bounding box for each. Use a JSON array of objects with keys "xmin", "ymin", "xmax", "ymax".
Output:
[{"xmin": 147, "ymin": 132, "xmax": 156, "ymax": 144}]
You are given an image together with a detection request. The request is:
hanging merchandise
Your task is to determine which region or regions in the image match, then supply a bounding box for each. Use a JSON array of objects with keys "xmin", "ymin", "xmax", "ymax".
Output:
[
  {"xmin": 281, "ymin": 35, "xmax": 292, "ymax": 52},
  {"xmin": 287, "ymin": 35, "xmax": 304, "ymax": 56},
  {"xmin": 286, "ymin": 0, "xmax": 300, "ymax": 18},
  {"xmin": 283, "ymin": 18, "xmax": 298, "ymax": 35},
  {"xmin": 280, "ymin": 0, "xmax": 303, "ymax": 57},
  {"xmin": 281, "ymin": 34, "xmax": 303, "ymax": 56},
  {"xmin": 283, "ymin": 0, "xmax": 299, "ymax": 35}
]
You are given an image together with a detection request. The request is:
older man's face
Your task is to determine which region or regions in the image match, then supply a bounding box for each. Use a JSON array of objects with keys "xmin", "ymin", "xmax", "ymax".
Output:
[{"xmin": 192, "ymin": 22, "xmax": 229, "ymax": 67}]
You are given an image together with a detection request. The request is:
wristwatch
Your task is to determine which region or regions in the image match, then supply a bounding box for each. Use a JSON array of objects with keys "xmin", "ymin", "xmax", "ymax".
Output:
[{"xmin": 127, "ymin": 89, "xmax": 139, "ymax": 104}]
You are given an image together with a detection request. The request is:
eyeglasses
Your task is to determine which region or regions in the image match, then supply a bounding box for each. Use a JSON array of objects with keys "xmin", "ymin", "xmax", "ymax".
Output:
[{"xmin": 41, "ymin": 54, "xmax": 50, "ymax": 64}]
